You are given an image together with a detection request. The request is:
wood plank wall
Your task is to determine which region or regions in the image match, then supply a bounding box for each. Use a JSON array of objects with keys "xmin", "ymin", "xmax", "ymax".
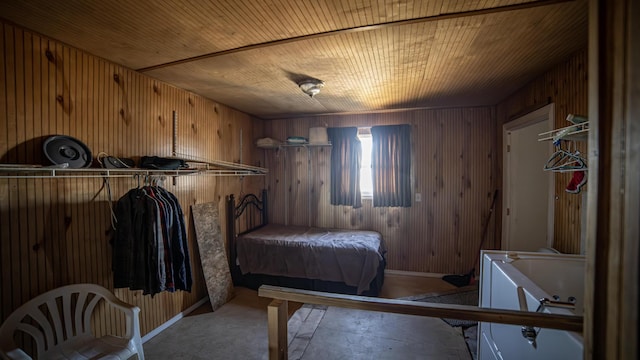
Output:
[
  {"xmin": 497, "ymin": 49, "xmax": 588, "ymax": 254},
  {"xmin": 263, "ymin": 108, "xmax": 497, "ymax": 274},
  {"xmin": 0, "ymin": 21, "xmax": 265, "ymax": 341}
]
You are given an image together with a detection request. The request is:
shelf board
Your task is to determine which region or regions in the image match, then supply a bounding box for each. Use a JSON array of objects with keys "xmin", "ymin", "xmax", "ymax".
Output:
[
  {"xmin": 258, "ymin": 143, "xmax": 332, "ymax": 149},
  {"xmin": 0, "ymin": 165, "xmax": 265, "ymax": 179},
  {"xmin": 169, "ymin": 154, "xmax": 268, "ymax": 174},
  {"xmin": 538, "ymin": 122, "xmax": 589, "ymax": 142}
]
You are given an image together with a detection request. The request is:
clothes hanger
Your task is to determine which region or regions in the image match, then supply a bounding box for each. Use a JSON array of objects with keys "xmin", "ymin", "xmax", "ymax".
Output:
[
  {"xmin": 544, "ymin": 149, "xmax": 586, "ymax": 172},
  {"xmin": 544, "ymin": 141, "xmax": 587, "ymax": 172}
]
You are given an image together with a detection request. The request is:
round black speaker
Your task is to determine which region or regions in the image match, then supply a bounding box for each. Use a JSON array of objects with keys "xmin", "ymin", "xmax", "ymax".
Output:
[{"xmin": 43, "ymin": 135, "xmax": 93, "ymax": 168}]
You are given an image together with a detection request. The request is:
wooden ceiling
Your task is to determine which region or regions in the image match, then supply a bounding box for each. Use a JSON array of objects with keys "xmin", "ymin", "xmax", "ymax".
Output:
[{"xmin": 0, "ymin": 0, "xmax": 588, "ymax": 119}]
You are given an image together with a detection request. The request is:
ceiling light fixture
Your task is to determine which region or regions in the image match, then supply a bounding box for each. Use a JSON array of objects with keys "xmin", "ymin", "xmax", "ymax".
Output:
[{"xmin": 298, "ymin": 79, "xmax": 324, "ymax": 98}]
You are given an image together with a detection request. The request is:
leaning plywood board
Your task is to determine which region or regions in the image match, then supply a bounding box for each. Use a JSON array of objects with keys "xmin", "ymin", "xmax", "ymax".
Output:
[{"xmin": 191, "ymin": 202, "xmax": 233, "ymax": 311}]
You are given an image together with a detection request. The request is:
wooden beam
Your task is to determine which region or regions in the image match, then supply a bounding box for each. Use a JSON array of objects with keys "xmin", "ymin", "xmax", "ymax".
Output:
[
  {"xmin": 267, "ymin": 299, "xmax": 288, "ymax": 360},
  {"xmin": 586, "ymin": 0, "xmax": 639, "ymax": 358},
  {"xmin": 138, "ymin": 0, "xmax": 576, "ymax": 72},
  {"xmin": 259, "ymin": 285, "xmax": 583, "ymax": 333}
]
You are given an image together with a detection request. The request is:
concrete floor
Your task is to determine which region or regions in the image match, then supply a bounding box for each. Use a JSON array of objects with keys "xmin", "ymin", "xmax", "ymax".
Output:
[{"xmin": 143, "ymin": 287, "xmax": 471, "ymax": 359}]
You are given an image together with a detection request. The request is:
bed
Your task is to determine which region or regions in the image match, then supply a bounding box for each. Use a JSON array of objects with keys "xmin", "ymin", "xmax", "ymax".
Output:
[{"xmin": 226, "ymin": 190, "xmax": 386, "ymax": 296}]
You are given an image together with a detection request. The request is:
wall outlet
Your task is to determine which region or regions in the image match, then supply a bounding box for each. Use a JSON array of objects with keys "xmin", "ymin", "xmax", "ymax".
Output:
[{"xmin": 415, "ymin": 193, "xmax": 422, "ymax": 202}]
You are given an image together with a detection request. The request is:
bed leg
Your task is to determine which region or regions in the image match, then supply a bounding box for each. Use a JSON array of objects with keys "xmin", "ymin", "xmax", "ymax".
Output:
[{"xmin": 267, "ymin": 299, "xmax": 288, "ymax": 360}]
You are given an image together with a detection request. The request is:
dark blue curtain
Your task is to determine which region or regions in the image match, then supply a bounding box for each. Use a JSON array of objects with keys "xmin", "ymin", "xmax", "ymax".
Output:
[
  {"xmin": 371, "ymin": 124, "xmax": 411, "ymax": 207},
  {"xmin": 327, "ymin": 127, "xmax": 362, "ymax": 208}
]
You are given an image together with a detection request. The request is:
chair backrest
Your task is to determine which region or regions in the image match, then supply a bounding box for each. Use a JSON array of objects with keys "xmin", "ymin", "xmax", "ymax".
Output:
[{"xmin": 0, "ymin": 283, "xmax": 116, "ymax": 357}]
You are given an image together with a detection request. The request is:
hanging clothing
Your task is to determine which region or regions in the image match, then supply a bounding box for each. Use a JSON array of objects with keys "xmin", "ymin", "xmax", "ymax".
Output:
[
  {"xmin": 327, "ymin": 127, "xmax": 362, "ymax": 208},
  {"xmin": 371, "ymin": 124, "xmax": 412, "ymax": 207},
  {"xmin": 112, "ymin": 185, "xmax": 192, "ymax": 296}
]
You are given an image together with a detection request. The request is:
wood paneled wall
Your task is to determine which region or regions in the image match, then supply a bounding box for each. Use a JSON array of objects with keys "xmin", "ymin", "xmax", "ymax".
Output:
[
  {"xmin": 263, "ymin": 109, "xmax": 497, "ymax": 274},
  {"xmin": 0, "ymin": 21, "xmax": 265, "ymax": 340},
  {"xmin": 497, "ymin": 49, "xmax": 588, "ymax": 254}
]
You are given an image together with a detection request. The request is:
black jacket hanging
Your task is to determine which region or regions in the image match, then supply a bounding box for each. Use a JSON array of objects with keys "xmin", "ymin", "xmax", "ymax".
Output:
[{"xmin": 111, "ymin": 185, "xmax": 192, "ymax": 296}]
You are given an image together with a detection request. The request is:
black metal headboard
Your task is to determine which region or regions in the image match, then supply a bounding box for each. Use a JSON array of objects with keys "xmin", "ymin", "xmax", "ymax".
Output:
[{"xmin": 226, "ymin": 189, "xmax": 267, "ymax": 284}]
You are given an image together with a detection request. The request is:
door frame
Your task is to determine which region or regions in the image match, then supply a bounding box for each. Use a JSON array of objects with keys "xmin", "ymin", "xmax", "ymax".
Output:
[{"xmin": 502, "ymin": 103, "xmax": 555, "ymax": 250}]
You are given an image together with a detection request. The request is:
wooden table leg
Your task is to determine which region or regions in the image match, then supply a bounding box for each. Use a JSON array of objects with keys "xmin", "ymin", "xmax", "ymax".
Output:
[{"xmin": 268, "ymin": 299, "xmax": 288, "ymax": 360}]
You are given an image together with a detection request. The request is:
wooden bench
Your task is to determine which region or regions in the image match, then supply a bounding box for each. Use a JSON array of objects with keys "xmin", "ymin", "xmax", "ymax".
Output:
[{"xmin": 0, "ymin": 284, "xmax": 144, "ymax": 360}]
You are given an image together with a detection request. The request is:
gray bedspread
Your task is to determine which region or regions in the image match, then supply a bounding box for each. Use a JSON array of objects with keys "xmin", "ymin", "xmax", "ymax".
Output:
[{"xmin": 236, "ymin": 224, "xmax": 385, "ymax": 294}]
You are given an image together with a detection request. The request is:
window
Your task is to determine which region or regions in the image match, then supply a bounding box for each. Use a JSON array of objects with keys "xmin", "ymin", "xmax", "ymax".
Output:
[
  {"xmin": 327, "ymin": 125, "xmax": 410, "ymax": 208},
  {"xmin": 358, "ymin": 128, "xmax": 373, "ymax": 199}
]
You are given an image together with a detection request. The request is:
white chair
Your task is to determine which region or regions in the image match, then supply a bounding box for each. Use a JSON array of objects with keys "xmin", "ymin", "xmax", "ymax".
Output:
[{"xmin": 0, "ymin": 283, "xmax": 144, "ymax": 360}]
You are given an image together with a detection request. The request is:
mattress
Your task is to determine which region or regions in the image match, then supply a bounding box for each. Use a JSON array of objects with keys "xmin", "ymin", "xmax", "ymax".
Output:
[{"xmin": 236, "ymin": 224, "xmax": 385, "ymax": 294}]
